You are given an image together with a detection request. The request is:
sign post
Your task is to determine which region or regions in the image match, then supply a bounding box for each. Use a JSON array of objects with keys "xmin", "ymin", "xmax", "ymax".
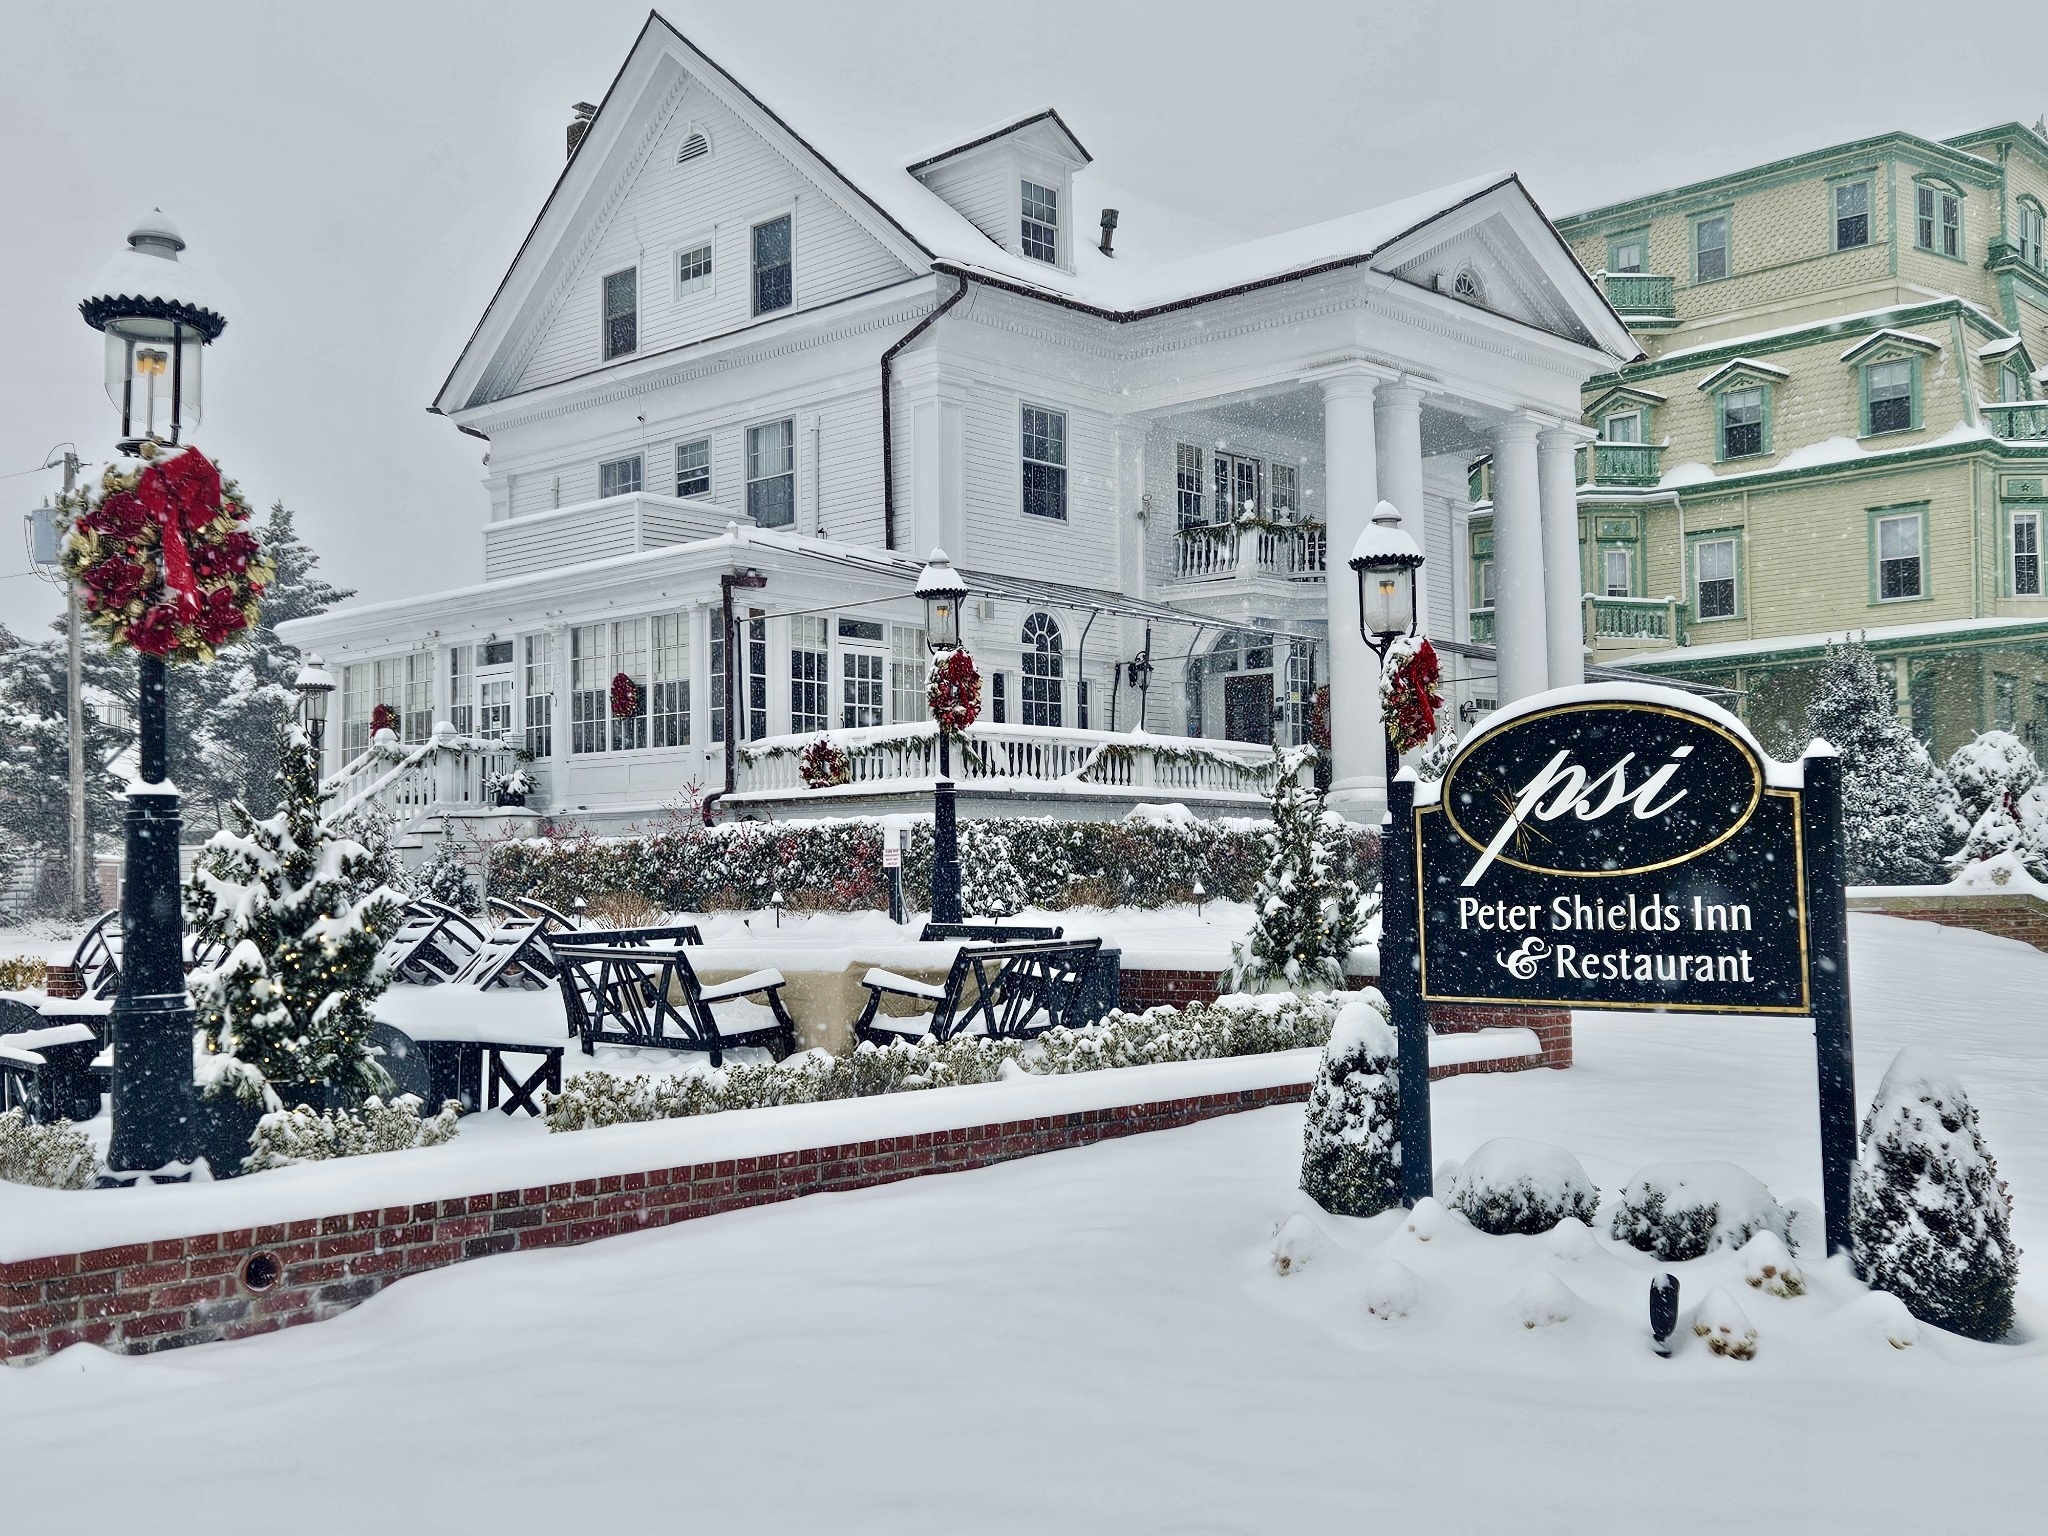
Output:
[{"xmin": 1393, "ymin": 685, "xmax": 1857, "ymax": 1253}]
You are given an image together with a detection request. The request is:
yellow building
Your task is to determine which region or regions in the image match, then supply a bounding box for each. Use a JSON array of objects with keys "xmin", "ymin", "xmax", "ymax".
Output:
[{"xmin": 1474, "ymin": 122, "xmax": 2048, "ymax": 757}]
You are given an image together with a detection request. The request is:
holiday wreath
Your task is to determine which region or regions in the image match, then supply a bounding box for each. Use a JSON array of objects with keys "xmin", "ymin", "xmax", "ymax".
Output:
[
  {"xmin": 798, "ymin": 737, "xmax": 852, "ymax": 789},
  {"xmin": 927, "ymin": 647, "xmax": 981, "ymax": 735},
  {"xmin": 1377, "ymin": 634, "xmax": 1442, "ymax": 755},
  {"xmin": 59, "ymin": 444, "xmax": 270, "ymax": 663},
  {"xmin": 610, "ymin": 672, "xmax": 644, "ymax": 718}
]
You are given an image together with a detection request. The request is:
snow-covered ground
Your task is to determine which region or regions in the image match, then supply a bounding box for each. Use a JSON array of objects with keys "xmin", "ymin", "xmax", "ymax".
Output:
[{"xmin": 3, "ymin": 913, "xmax": 2046, "ymax": 1532}]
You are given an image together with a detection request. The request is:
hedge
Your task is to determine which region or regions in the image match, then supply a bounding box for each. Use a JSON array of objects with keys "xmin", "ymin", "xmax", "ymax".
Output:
[{"xmin": 488, "ymin": 814, "xmax": 1380, "ymax": 914}]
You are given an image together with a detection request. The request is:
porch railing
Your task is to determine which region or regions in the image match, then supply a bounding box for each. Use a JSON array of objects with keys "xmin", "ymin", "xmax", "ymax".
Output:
[
  {"xmin": 1467, "ymin": 607, "xmax": 1495, "ymax": 645},
  {"xmin": 735, "ymin": 720, "xmax": 1280, "ymax": 801},
  {"xmin": 1601, "ymin": 272, "xmax": 1676, "ymax": 318},
  {"xmin": 1985, "ymin": 401, "xmax": 2048, "ymax": 441},
  {"xmin": 1173, "ymin": 523, "xmax": 1325, "ymax": 582},
  {"xmin": 1575, "ymin": 441, "xmax": 1664, "ymax": 487},
  {"xmin": 1583, "ymin": 594, "xmax": 1681, "ymax": 647},
  {"xmin": 323, "ymin": 725, "xmax": 523, "ymax": 827}
]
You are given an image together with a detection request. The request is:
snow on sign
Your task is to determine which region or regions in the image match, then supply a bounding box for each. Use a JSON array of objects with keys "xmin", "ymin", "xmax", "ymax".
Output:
[{"xmin": 1414, "ymin": 692, "xmax": 1811, "ymax": 1013}]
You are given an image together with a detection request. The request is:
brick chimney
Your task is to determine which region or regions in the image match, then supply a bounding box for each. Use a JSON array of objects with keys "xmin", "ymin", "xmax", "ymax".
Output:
[{"xmin": 566, "ymin": 102, "xmax": 597, "ymax": 159}]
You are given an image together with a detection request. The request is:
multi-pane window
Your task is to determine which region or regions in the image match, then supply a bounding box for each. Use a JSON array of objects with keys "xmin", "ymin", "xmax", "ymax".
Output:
[
  {"xmin": 891, "ymin": 625, "xmax": 925, "ymax": 723},
  {"xmin": 600, "ymin": 455, "xmax": 643, "ymax": 498},
  {"xmin": 991, "ymin": 671, "xmax": 1007, "ymax": 724},
  {"xmin": 2020, "ymin": 202, "xmax": 2046, "ymax": 270},
  {"xmin": 1214, "ymin": 453, "xmax": 1262, "ymax": 522},
  {"xmin": 1270, "ymin": 463, "xmax": 1299, "ymax": 519},
  {"xmin": 839, "ymin": 618, "xmax": 886, "ymax": 728},
  {"xmin": 675, "ymin": 241, "xmax": 713, "ymax": 298},
  {"xmin": 609, "ymin": 619, "xmax": 648, "ymax": 751},
  {"xmin": 1021, "ymin": 179, "xmax": 1059, "ymax": 264},
  {"xmin": 1877, "ymin": 513, "xmax": 1924, "ymax": 601},
  {"xmin": 709, "ymin": 629, "xmax": 725, "ymax": 744},
  {"xmin": 747, "ymin": 419, "xmax": 795, "ymax": 528},
  {"xmin": 1866, "ymin": 361, "xmax": 1915, "ymax": 435},
  {"xmin": 1474, "ymin": 559, "xmax": 1496, "ymax": 609},
  {"xmin": 602, "ymin": 268, "xmax": 637, "ymax": 359},
  {"xmin": 1021, "ymin": 611, "xmax": 1063, "ymax": 727},
  {"xmin": 570, "ymin": 625, "xmax": 606, "ymax": 753},
  {"xmin": 1603, "ymin": 548, "xmax": 1632, "ymax": 598},
  {"xmin": 1916, "ymin": 185, "xmax": 1961, "ymax": 257},
  {"xmin": 391, "ymin": 652, "xmax": 432, "ymax": 742},
  {"xmin": 1175, "ymin": 443, "xmax": 1206, "ymax": 529},
  {"xmin": 1601, "ymin": 411, "xmax": 1642, "ymax": 444},
  {"xmin": 448, "ymin": 645, "xmax": 474, "ymax": 734},
  {"xmin": 2002, "ymin": 366, "xmax": 2026, "ymax": 403},
  {"xmin": 1719, "ymin": 387, "xmax": 1765, "ymax": 459},
  {"xmin": 340, "ymin": 663, "xmax": 370, "ymax": 757},
  {"xmin": 752, "ymin": 215, "xmax": 792, "ymax": 315},
  {"xmin": 478, "ymin": 677, "xmax": 514, "ymax": 742},
  {"xmin": 1608, "ymin": 233, "xmax": 1646, "ymax": 274},
  {"xmin": 1284, "ymin": 641, "xmax": 1315, "ymax": 745},
  {"xmin": 2014, "ymin": 511, "xmax": 2041, "ymax": 597},
  {"xmin": 1693, "ymin": 214, "xmax": 1729, "ymax": 282},
  {"xmin": 651, "ymin": 613, "xmax": 689, "ymax": 747},
  {"xmin": 1021, "ymin": 406, "xmax": 1067, "ymax": 520},
  {"xmin": 746, "ymin": 614, "xmax": 767, "ymax": 741},
  {"xmin": 674, "ymin": 438, "xmax": 711, "ymax": 499},
  {"xmin": 1695, "ymin": 537, "xmax": 1738, "ymax": 620},
  {"xmin": 523, "ymin": 635, "xmax": 553, "ymax": 759},
  {"xmin": 790, "ymin": 616, "xmax": 830, "ymax": 735},
  {"xmin": 1833, "ymin": 181, "xmax": 1870, "ymax": 250}
]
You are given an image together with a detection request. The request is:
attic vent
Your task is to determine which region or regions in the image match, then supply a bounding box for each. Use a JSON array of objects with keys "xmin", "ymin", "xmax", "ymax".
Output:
[
  {"xmin": 677, "ymin": 129, "xmax": 710, "ymax": 165},
  {"xmin": 1452, "ymin": 267, "xmax": 1483, "ymax": 303}
]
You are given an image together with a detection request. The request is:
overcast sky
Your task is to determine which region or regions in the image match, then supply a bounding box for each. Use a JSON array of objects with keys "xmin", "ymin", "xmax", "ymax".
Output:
[{"xmin": 4, "ymin": 0, "xmax": 2045, "ymax": 638}]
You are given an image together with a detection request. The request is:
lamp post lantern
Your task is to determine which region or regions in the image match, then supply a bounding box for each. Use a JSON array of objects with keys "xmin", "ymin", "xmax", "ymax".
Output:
[
  {"xmin": 295, "ymin": 654, "xmax": 337, "ymax": 756},
  {"xmin": 915, "ymin": 548, "xmax": 969, "ymax": 925},
  {"xmin": 1347, "ymin": 501, "xmax": 1425, "ymax": 791},
  {"xmin": 81, "ymin": 210, "xmax": 228, "ymax": 1179}
]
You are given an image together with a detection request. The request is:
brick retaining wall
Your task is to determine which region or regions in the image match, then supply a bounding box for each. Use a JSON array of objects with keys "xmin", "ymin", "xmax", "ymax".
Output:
[{"xmin": 1847, "ymin": 891, "xmax": 2048, "ymax": 954}]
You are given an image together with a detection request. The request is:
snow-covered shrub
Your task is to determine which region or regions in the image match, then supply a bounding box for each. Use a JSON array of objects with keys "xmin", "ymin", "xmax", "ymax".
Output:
[
  {"xmin": 1850, "ymin": 1048, "xmax": 2019, "ymax": 1342},
  {"xmin": 1270, "ymin": 1213, "xmax": 1325, "ymax": 1276},
  {"xmin": 1846, "ymin": 1290, "xmax": 1920, "ymax": 1350},
  {"xmin": 327, "ymin": 800, "xmax": 406, "ymax": 904},
  {"xmin": 413, "ymin": 839, "xmax": 478, "ymax": 914},
  {"xmin": 0, "ymin": 954, "xmax": 47, "ymax": 991},
  {"xmin": 1740, "ymin": 1230, "xmax": 1805, "ymax": 1298},
  {"xmin": 1417, "ymin": 726, "xmax": 1459, "ymax": 783},
  {"xmin": 1513, "ymin": 1271, "xmax": 1577, "ymax": 1329},
  {"xmin": 1299, "ymin": 993, "xmax": 1400, "ymax": 1218},
  {"xmin": 1401, "ymin": 1195, "xmax": 1452, "ymax": 1243},
  {"xmin": 1365, "ymin": 1259, "xmax": 1420, "ymax": 1319},
  {"xmin": 1691, "ymin": 1287, "xmax": 1758, "ymax": 1359},
  {"xmin": 0, "ymin": 1106, "xmax": 99, "ymax": 1189},
  {"xmin": 1945, "ymin": 730, "xmax": 2042, "ymax": 828},
  {"xmin": 1445, "ymin": 1138, "xmax": 1600, "ymax": 1236},
  {"xmin": 1805, "ymin": 640, "xmax": 1954, "ymax": 883},
  {"xmin": 1546, "ymin": 1217, "xmax": 1600, "ymax": 1262},
  {"xmin": 241, "ymin": 1094, "xmax": 461, "ymax": 1173},
  {"xmin": 1230, "ymin": 748, "xmax": 1354, "ymax": 993},
  {"xmin": 1033, "ymin": 994, "xmax": 1336, "ymax": 1074},
  {"xmin": 957, "ymin": 819, "xmax": 1028, "ymax": 919},
  {"xmin": 1608, "ymin": 1162, "xmax": 1791, "ymax": 1261}
]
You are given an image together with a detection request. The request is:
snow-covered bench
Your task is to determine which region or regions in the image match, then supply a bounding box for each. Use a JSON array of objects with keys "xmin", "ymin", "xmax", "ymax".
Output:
[
  {"xmin": 854, "ymin": 937, "xmax": 1105, "ymax": 1046},
  {"xmin": 0, "ymin": 999, "xmax": 104, "ymax": 1123},
  {"xmin": 550, "ymin": 930, "xmax": 796, "ymax": 1066},
  {"xmin": 381, "ymin": 900, "xmax": 490, "ymax": 986}
]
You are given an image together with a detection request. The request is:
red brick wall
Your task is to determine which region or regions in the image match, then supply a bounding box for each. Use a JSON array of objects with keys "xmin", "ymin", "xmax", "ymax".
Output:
[
  {"xmin": 1, "ymin": 1084, "xmax": 1305, "ymax": 1367},
  {"xmin": 1847, "ymin": 896, "xmax": 2048, "ymax": 954}
]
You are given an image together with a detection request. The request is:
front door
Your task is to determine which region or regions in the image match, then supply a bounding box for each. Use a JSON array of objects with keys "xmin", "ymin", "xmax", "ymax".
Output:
[{"xmin": 1224, "ymin": 673, "xmax": 1273, "ymax": 744}]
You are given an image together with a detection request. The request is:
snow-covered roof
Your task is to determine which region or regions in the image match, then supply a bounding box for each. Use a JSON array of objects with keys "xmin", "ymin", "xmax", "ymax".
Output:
[
  {"xmin": 1978, "ymin": 336, "xmax": 2026, "ymax": 360},
  {"xmin": 1694, "ymin": 357, "xmax": 1791, "ymax": 391},
  {"xmin": 1624, "ymin": 613, "xmax": 2048, "ymax": 670},
  {"xmin": 905, "ymin": 108, "xmax": 1091, "ymax": 175},
  {"xmin": 1838, "ymin": 329, "xmax": 1942, "ymax": 363}
]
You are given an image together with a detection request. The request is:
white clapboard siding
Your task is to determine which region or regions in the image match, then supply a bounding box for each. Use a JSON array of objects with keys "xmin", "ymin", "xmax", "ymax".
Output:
[
  {"xmin": 959, "ymin": 380, "xmax": 1117, "ymax": 582},
  {"xmin": 917, "ymin": 157, "xmax": 1013, "ymax": 252},
  {"xmin": 506, "ymin": 76, "xmax": 913, "ymax": 399},
  {"xmin": 482, "ymin": 495, "xmax": 732, "ymax": 581}
]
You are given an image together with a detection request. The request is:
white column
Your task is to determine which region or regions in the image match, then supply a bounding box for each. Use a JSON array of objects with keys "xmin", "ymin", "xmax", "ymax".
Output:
[
  {"xmin": 1538, "ymin": 426, "xmax": 1586, "ymax": 690},
  {"xmin": 1374, "ymin": 382, "xmax": 1428, "ymax": 624},
  {"xmin": 1490, "ymin": 417, "xmax": 1548, "ymax": 704},
  {"xmin": 548, "ymin": 623, "xmax": 572, "ymax": 807},
  {"xmin": 1320, "ymin": 368, "xmax": 1384, "ymax": 817}
]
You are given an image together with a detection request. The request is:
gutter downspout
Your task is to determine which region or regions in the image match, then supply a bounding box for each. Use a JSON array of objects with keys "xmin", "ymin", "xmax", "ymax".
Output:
[
  {"xmin": 1073, "ymin": 609, "xmax": 1098, "ymax": 728},
  {"xmin": 704, "ymin": 569, "xmax": 767, "ymax": 824},
  {"xmin": 881, "ymin": 273, "xmax": 968, "ymax": 551}
]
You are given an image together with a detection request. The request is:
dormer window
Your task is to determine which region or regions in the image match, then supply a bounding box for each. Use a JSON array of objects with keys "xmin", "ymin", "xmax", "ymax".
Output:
[{"xmin": 1021, "ymin": 180, "xmax": 1060, "ymax": 264}]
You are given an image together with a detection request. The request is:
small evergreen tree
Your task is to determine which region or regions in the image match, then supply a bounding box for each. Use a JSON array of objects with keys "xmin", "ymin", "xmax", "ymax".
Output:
[
  {"xmin": 414, "ymin": 837, "xmax": 478, "ymax": 914},
  {"xmin": 1945, "ymin": 730, "xmax": 2048, "ymax": 877},
  {"xmin": 1804, "ymin": 640, "xmax": 1953, "ymax": 883},
  {"xmin": 1851, "ymin": 1048, "xmax": 2019, "ymax": 1342},
  {"xmin": 1316, "ymin": 806, "xmax": 1368, "ymax": 978},
  {"xmin": 186, "ymin": 723, "xmax": 403, "ymax": 1107},
  {"xmin": 1230, "ymin": 748, "xmax": 1346, "ymax": 992},
  {"xmin": 1300, "ymin": 992, "xmax": 1400, "ymax": 1217},
  {"xmin": 957, "ymin": 818, "xmax": 1028, "ymax": 919}
]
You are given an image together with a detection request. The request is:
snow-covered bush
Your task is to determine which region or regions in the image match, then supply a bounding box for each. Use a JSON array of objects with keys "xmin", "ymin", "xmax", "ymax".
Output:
[
  {"xmin": 0, "ymin": 954, "xmax": 47, "ymax": 991},
  {"xmin": 1850, "ymin": 1048, "xmax": 2019, "ymax": 1342},
  {"xmin": 1691, "ymin": 1287, "xmax": 1758, "ymax": 1359},
  {"xmin": 413, "ymin": 839, "xmax": 478, "ymax": 914},
  {"xmin": 1417, "ymin": 726, "xmax": 1459, "ymax": 783},
  {"xmin": 1608, "ymin": 1162, "xmax": 1791, "ymax": 1261},
  {"xmin": 1740, "ymin": 1230, "xmax": 1805, "ymax": 1298},
  {"xmin": 242, "ymin": 1093, "xmax": 461, "ymax": 1173},
  {"xmin": 0, "ymin": 1106, "xmax": 99, "ymax": 1189},
  {"xmin": 1299, "ymin": 993, "xmax": 1401, "ymax": 1218},
  {"xmin": 1943, "ymin": 731, "xmax": 2048, "ymax": 878},
  {"xmin": 1365, "ymin": 1259, "xmax": 1420, "ymax": 1319},
  {"xmin": 1805, "ymin": 640, "xmax": 1954, "ymax": 884},
  {"xmin": 1270, "ymin": 1213, "xmax": 1324, "ymax": 1277},
  {"xmin": 1513, "ymin": 1271, "xmax": 1577, "ymax": 1329},
  {"xmin": 957, "ymin": 819, "xmax": 1028, "ymax": 919},
  {"xmin": 1445, "ymin": 1138, "xmax": 1600, "ymax": 1236},
  {"xmin": 1230, "ymin": 748, "xmax": 1354, "ymax": 993},
  {"xmin": 1945, "ymin": 730, "xmax": 2041, "ymax": 828}
]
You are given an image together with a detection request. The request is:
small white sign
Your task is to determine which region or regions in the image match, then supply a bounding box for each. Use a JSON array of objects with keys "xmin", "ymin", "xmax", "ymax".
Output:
[{"xmin": 883, "ymin": 824, "xmax": 901, "ymax": 868}]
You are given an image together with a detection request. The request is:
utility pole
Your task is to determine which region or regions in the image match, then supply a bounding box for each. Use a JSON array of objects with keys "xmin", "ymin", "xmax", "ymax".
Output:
[{"xmin": 62, "ymin": 449, "xmax": 89, "ymax": 916}]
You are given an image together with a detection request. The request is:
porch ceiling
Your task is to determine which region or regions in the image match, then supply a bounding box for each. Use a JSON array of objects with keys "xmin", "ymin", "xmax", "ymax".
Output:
[{"xmin": 1150, "ymin": 383, "xmax": 1496, "ymax": 463}]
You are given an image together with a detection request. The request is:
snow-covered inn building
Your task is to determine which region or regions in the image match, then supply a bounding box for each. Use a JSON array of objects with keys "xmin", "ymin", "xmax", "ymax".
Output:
[{"xmin": 283, "ymin": 12, "xmax": 1638, "ymax": 834}]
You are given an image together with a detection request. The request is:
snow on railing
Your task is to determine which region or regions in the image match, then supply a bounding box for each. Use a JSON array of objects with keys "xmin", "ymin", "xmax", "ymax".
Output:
[
  {"xmin": 324, "ymin": 725, "xmax": 523, "ymax": 826},
  {"xmin": 1175, "ymin": 523, "xmax": 1323, "ymax": 582},
  {"xmin": 736, "ymin": 721, "xmax": 1280, "ymax": 799}
]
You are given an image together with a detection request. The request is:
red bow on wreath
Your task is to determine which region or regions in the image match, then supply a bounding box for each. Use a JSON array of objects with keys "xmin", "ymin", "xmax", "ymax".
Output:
[
  {"xmin": 1378, "ymin": 635, "xmax": 1443, "ymax": 756},
  {"xmin": 132, "ymin": 449, "xmax": 223, "ymax": 621}
]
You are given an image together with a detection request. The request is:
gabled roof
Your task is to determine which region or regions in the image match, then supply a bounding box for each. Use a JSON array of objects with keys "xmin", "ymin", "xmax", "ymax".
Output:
[
  {"xmin": 1839, "ymin": 329, "xmax": 1943, "ymax": 364},
  {"xmin": 906, "ymin": 109, "xmax": 1092, "ymax": 175},
  {"xmin": 434, "ymin": 11, "xmax": 1637, "ymax": 414},
  {"xmin": 1695, "ymin": 357, "xmax": 1791, "ymax": 392},
  {"xmin": 1586, "ymin": 383, "xmax": 1667, "ymax": 416}
]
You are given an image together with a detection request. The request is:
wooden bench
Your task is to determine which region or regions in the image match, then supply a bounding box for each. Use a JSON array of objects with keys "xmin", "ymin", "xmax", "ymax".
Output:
[
  {"xmin": 381, "ymin": 899, "xmax": 489, "ymax": 986},
  {"xmin": 551, "ymin": 932, "xmax": 794, "ymax": 1066},
  {"xmin": 854, "ymin": 937, "xmax": 1105, "ymax": 1047},
  {"xmin": 418, "ymin": 1037, "xmax": 565, "ymax": 1117}
]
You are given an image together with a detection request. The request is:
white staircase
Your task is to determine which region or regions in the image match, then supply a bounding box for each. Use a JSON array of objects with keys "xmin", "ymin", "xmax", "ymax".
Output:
[{"xmin": 323, "ymin": 725, "xmax": 525, "ymax": 843}]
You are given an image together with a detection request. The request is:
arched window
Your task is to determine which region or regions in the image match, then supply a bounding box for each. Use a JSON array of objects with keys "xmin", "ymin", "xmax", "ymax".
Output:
[
  {"xmin": 1452, "ymin": 266, "xmax": 1483, "ymax": 303},
  {"xmin": 1020, "ymin": 612, "xmax": 1063, "ymax": 727},
  {"xmin": 676, "ymin": 125, "xmax": 711, "ymax": 165}
]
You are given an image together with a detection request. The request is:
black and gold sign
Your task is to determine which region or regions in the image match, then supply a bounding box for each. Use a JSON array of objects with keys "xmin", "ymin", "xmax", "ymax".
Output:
[{"xmin": 1416, "ymin": 696, "xmax": 1810, "ymax": 1013}]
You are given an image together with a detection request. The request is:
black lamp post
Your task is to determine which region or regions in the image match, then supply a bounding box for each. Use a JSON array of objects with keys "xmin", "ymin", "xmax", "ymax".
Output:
[
  {"xmin": 80, "ymin": 211, "xmax": 228, "ymax": 1179},
  {"xmin": 916, "ymin": 548, "xmax": 968, "ymax": 925},
  {"xmin": 1347, "ymin": 498, "xmax": 1430, "ymax": 1208},
  {"xmin": 295, "ymin": 654, "xmax": 336, "ymax": 757}
]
